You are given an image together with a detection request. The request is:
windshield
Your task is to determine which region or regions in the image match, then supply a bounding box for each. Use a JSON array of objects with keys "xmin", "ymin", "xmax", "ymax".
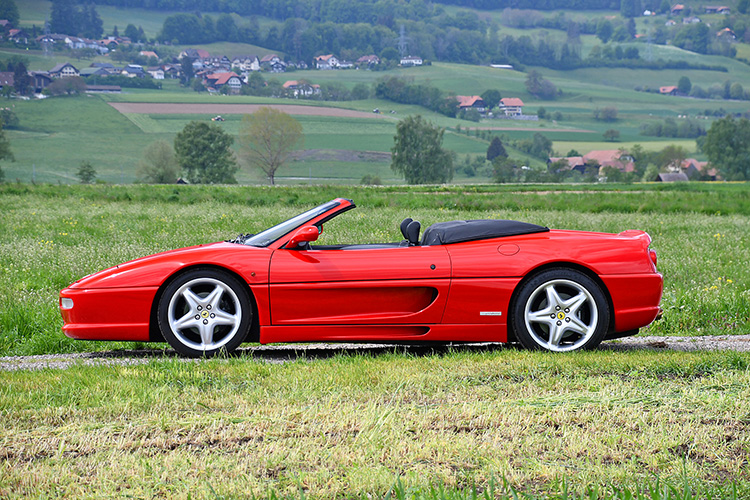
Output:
[{"xmin": 243, "ymin": 200, "xmax": 341, "ymax": 247}]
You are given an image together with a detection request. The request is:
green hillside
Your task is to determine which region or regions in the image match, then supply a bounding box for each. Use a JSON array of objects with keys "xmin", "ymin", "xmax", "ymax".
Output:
[{"xmin": 2, "ymin": 0, "xmax": 749, "ymax": 184}]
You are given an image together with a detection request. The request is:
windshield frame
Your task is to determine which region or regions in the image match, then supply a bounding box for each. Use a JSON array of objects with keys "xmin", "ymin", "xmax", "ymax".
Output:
[{"xmin": 243, "ymin": 199, "xmax": 344, "ymax": 248}]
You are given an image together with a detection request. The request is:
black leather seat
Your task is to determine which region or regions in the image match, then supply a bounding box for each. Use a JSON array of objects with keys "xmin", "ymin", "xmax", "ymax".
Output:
[{"xmin": 401, "ymin": 218, "xmax": 422, "ymax": 247}]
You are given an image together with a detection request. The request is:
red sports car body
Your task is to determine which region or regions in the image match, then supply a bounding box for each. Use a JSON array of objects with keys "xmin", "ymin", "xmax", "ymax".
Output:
[{"xmin": 60, "ymin": 198, "xmax": 663, "ymax": 356}]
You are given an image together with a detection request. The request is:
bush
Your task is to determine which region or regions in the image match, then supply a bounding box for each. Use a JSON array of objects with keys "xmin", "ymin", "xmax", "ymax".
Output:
[{"xmin": 361, "ymin": 174, "xmax": 382, "ymax": 185}]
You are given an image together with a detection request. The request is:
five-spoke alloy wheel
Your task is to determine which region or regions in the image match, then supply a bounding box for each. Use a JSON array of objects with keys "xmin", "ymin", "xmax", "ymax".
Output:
[
  {"xmin": 511, "ymin": 268, "xmax": 610, "ymax": 352},
  {"xmin": 158, "ymin": 268, "xmax": 252, "ymax": 357}
]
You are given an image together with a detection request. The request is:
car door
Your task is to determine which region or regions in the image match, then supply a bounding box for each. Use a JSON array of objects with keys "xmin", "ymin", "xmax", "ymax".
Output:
[{"xmin": 269, "ymin": 245, "xmax": 451, "ymax": 326}]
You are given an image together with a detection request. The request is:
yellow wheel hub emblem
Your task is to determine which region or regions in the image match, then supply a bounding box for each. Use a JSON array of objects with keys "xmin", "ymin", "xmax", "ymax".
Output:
[
  {"xmin": 557, "ymin": 312, "xmax": 566, "ymax": 320},
  {"xmin": 201, "ymin": 310, "xmax": 210, "ymax": 318}
]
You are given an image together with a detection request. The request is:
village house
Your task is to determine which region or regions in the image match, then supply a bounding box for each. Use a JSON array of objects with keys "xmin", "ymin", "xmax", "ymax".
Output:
[
  {"xmin": 681, "ymin": 158, "xmax": 717, "ymax": 180},
  {"xmin": 549, "ymin": 150, "xmax": 635, "ymax": 177},
  {"xmin": 147, "ymin": 67, "xmax": 165, "ymax": 80},
  {"xmin": 179, "ymin": 48, "xmax": 210, "ymax": 61},
  {"xmin": 232, "ymin": 56, "xmax": 260, "ymax": 72},
  {"xmin": 716, "ymin": 28, "xmax": 736, "ymax": 41},
  {"xmin": 260, "ymin": 54, "xmax": 286, "ymax": 72},
  {"xmin": 283, "ymin": 80, "xmax": 321, "ymax": 97},
  {"xmin": 159, "ymin": 64, "xmax": 181, "ymax": 79},
  {"xmin": 357, "ymin": 55, "xmax": 380, "ymax": 68},
  {"xmin": 8, "ymin": 28, "xmax": 30, "ymax": 44},
  {"xmin": 49, "ymin": 63, "xmax": 80, "ymax": 78},
  {"xmin": 670, "ymin": 3, "xmax": 685, "ymax": 15},
  {"xmin": 659, "ymin": 86, "xmax": 679, "ymax": 95},
  {"xmin": 500, "ymin": 97, "xmax": 524, "ymax": 116},
  {"xmin": 139, "ymin": 50, "xmax": 159, "ymax": 60},
  {"xmin": 315, "ymin": 54, "xmax": 340, "ymax": 70},
  {"xmin": 204, "ymin": 72, "xmax": 243, "ymax": 94},
  {"xmin": 30, "ymin": 72, "xmax": 53, "ymax": 93},
  {"xmin": 121, "ymin": 64, "xmax": 146, "ymax": 78},
  {"xmin": 548, "ymin": 155, "xmax": 587, "ymax": 173},
  {"xmin": 456, "ymin": 96, "xmax": 487, "ymax": 114},
  {"xmin": 90, "ymin": 62, "xmax": 117, "ymax": 74},
  {"xmin": 399, "ymin": 55, "xmax": 423, "ymax": 67},
  {"xmin": 704, "ymin": 5, "xmax": 730, "ymax": 14},
  {"xmin": 64, "ymin": 36, "xmax": 107, "ymax": 53},
  {"xmin": 657, "ymin": 172, "xmax": 689, "ymax": 182},
  {"xmin": 80, "ymin": 66, "xmax": 112, "ymax": 77}
]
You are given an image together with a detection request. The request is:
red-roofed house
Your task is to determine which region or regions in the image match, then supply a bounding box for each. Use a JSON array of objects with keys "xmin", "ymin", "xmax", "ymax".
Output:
[
  {"xmin": 671, "ymin": 3, "xmax": 685, "ymax": 15},
  {"xmin": 681, "ymin": 158, "xmax": 717, "ymax": 180},
  {"xmin": 179, "ymin": 48, "xmax": 210, "ymax": 60},
  {"xmin": 315, "ymin": 54, "xmax": 339, "ymax": 69},
  {"xmin": 716, "ymin": 28, "xmax": 736, "ymax": 40},
  {"xmin": 548, "ymin": 156, "xmax": 585, "ymax": 171},
  {"xmin": 456, "ymin": 95, "xmax": 487, "ymax": 113},
  {"xmin": 203, "ymin": 72, "xmax": 242, "ymax": 94},
  {"xmin": 659, "ymin": 86, "xmax": 678, "ymax": 95},
  {"xmin": 704, "ymin": 5, "xmax": 730, "ymax": 14},
  {"xmin": 357, "ymin": 55, "xmax": 380, "ymax": 68},
  {"xmin": 283, "ymin": 80, "xmax": 320, "ymax": 97},
  {"xmin": 549, "ymin": 150, "xmax": 635, "ymax": 177},
  {"xmin": 8, "ymin": 28, "xmax": 29, "ymax": 44},
  {"xmin": 583, "ymin": 150, "xmax": 635, "ymax": 175},
  {"xmin": 500, "ymin": 98, "xmax": 524, "ymax": 116},
  {"xmin": 139, "ymin": 50, "xmax": 159, "ymax": 60}
]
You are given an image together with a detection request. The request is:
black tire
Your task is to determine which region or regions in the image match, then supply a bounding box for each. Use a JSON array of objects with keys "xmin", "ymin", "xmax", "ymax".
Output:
[
  {"xmin": 157, "ymin": 268, "xmax": 252, "ymax": 357},
  {"xmin": 510, "ymin": 268, "xmax": 610, "ymax": 352}
]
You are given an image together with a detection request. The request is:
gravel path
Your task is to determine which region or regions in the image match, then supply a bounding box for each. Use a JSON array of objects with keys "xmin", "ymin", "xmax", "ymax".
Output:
[{"xmin": 2, "ymin": 335, "xmax": 750, "ymax": 372}]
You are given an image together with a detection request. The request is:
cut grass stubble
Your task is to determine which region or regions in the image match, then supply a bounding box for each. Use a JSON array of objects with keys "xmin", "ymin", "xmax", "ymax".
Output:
[{"xmin": 1, "ymin": 349, "xmax": 749, "ymax": 498}]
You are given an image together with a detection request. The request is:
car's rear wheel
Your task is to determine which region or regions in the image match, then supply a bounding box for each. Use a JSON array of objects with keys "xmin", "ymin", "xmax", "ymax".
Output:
[
  {"xmin": 157, "ymin": 268, "xmax": 252, "ymax": 357},
  {"xmin": 510, "ymin": 268, "xmax": 609, "ymax": 352}
]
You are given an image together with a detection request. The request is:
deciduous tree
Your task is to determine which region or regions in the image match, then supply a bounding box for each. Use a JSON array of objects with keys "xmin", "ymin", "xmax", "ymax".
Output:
[
  {"xmin": 391, "ymin": 115, "xmax": 453, "ymax": 184},
  {"xmin": 137, "ymin": 140, "xmax": 179, "ymax": 184},
  {"xmin": 0, "ymin": 0, "xmax": 19, "ymax": 27},
  {"xmin": 46, "ymin": 76, "xmax": 86, "ymax": 96},
  {"xmin": 703, "ymin": 116, "xmax": 750, "ymax": 180},
  {"xmin": 174, "ymin": 121, "xmax": 238, "ymax": 184},
  {"xmin": 525, "ymin": 70, "xmax": 557, "ymax": 100},
  {"xmin": 76, "ymin": 161, "xmax": 96, "ymax": 184},
  {"xmin": 603, "ymin": 129, "xmax": 620, "ymax": 142},
  {"xmin": 238, "ymin": 107, "xmax": 303, "ymax": 185},
  {"xmin": 678, "ymin": 76, "xmax": 692, "ymax": 95}
]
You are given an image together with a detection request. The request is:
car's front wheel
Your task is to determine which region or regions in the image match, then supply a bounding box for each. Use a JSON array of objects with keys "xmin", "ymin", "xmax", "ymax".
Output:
[
  {"xmin": 510, "ymin": 268, "xmax": 610, "ymax": 352},
  {"xmin": 157, "ymin": 268, "xmax": 252, "ymax": 357}
]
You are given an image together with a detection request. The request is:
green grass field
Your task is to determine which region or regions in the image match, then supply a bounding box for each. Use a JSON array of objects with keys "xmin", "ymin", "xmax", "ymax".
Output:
[
  {"xmin": 2, "ymin": 348, "xmax": 749, "ymax": 498},
  {"xmin": 1, "ymin": 184, "xmax": 749, "ymax": 498}
]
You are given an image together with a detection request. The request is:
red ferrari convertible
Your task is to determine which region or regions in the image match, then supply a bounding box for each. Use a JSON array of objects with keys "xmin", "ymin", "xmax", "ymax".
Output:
[{"xmin": 60, "ymin": 198, "xmax": 663, "ymax": 356}]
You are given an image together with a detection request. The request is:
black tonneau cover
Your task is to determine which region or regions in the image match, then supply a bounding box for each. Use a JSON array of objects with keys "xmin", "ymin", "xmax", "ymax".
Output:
[{"xmin": 421, "ymin": 220, "xmax": 549, "ymax": 245}]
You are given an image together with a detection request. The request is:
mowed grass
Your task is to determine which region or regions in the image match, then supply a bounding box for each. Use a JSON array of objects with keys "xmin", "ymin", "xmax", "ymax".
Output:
[
  {"xmin": 1, "ymin": 184, "xmax": 748, "ymax": 358},
  {"xmin": 1, "ymin": 348, "xmax": 749, "ymax": 498}
]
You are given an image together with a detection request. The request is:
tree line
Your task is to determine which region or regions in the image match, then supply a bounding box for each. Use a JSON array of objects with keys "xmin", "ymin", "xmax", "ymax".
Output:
[{"xmin": 83, "ymin": 0, "xmax": 620, "ymax": 17}]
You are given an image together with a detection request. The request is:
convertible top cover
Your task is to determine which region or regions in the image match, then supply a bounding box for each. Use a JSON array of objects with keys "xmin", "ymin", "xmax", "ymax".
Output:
[{"xmin": 421, "ymin": 219, "xmax": 549, "ymax": 245}]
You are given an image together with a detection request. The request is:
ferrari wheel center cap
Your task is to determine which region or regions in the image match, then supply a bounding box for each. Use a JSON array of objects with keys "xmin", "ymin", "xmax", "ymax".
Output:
[
  {"xmin": 201, "ymin": 310, "xmax": 210, "ymax": 319},
  {"xmin": 557, "ymin": 312, "xmax": 566, "ymax": 320}
]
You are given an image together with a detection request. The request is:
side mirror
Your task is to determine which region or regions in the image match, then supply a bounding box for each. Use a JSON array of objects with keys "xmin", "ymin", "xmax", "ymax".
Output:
[{"xmin": 286, "ymin": 225, "xmax": 319, "ymax": 249}]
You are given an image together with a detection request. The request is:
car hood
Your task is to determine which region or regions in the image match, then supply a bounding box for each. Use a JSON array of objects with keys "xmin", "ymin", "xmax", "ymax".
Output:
[{"xmin": 66, "ymin": 242, "xmax": 270, "ymax": 289}]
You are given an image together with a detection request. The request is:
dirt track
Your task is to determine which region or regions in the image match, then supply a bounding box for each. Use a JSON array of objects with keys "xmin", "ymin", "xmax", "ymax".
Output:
[
  {"xmin": 2, "ymin": 335, "xmax": 749, "ymax": 371},
  {"xmin": 108, "ymin": 102, "xmax": 390, "ymax": 119}
]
